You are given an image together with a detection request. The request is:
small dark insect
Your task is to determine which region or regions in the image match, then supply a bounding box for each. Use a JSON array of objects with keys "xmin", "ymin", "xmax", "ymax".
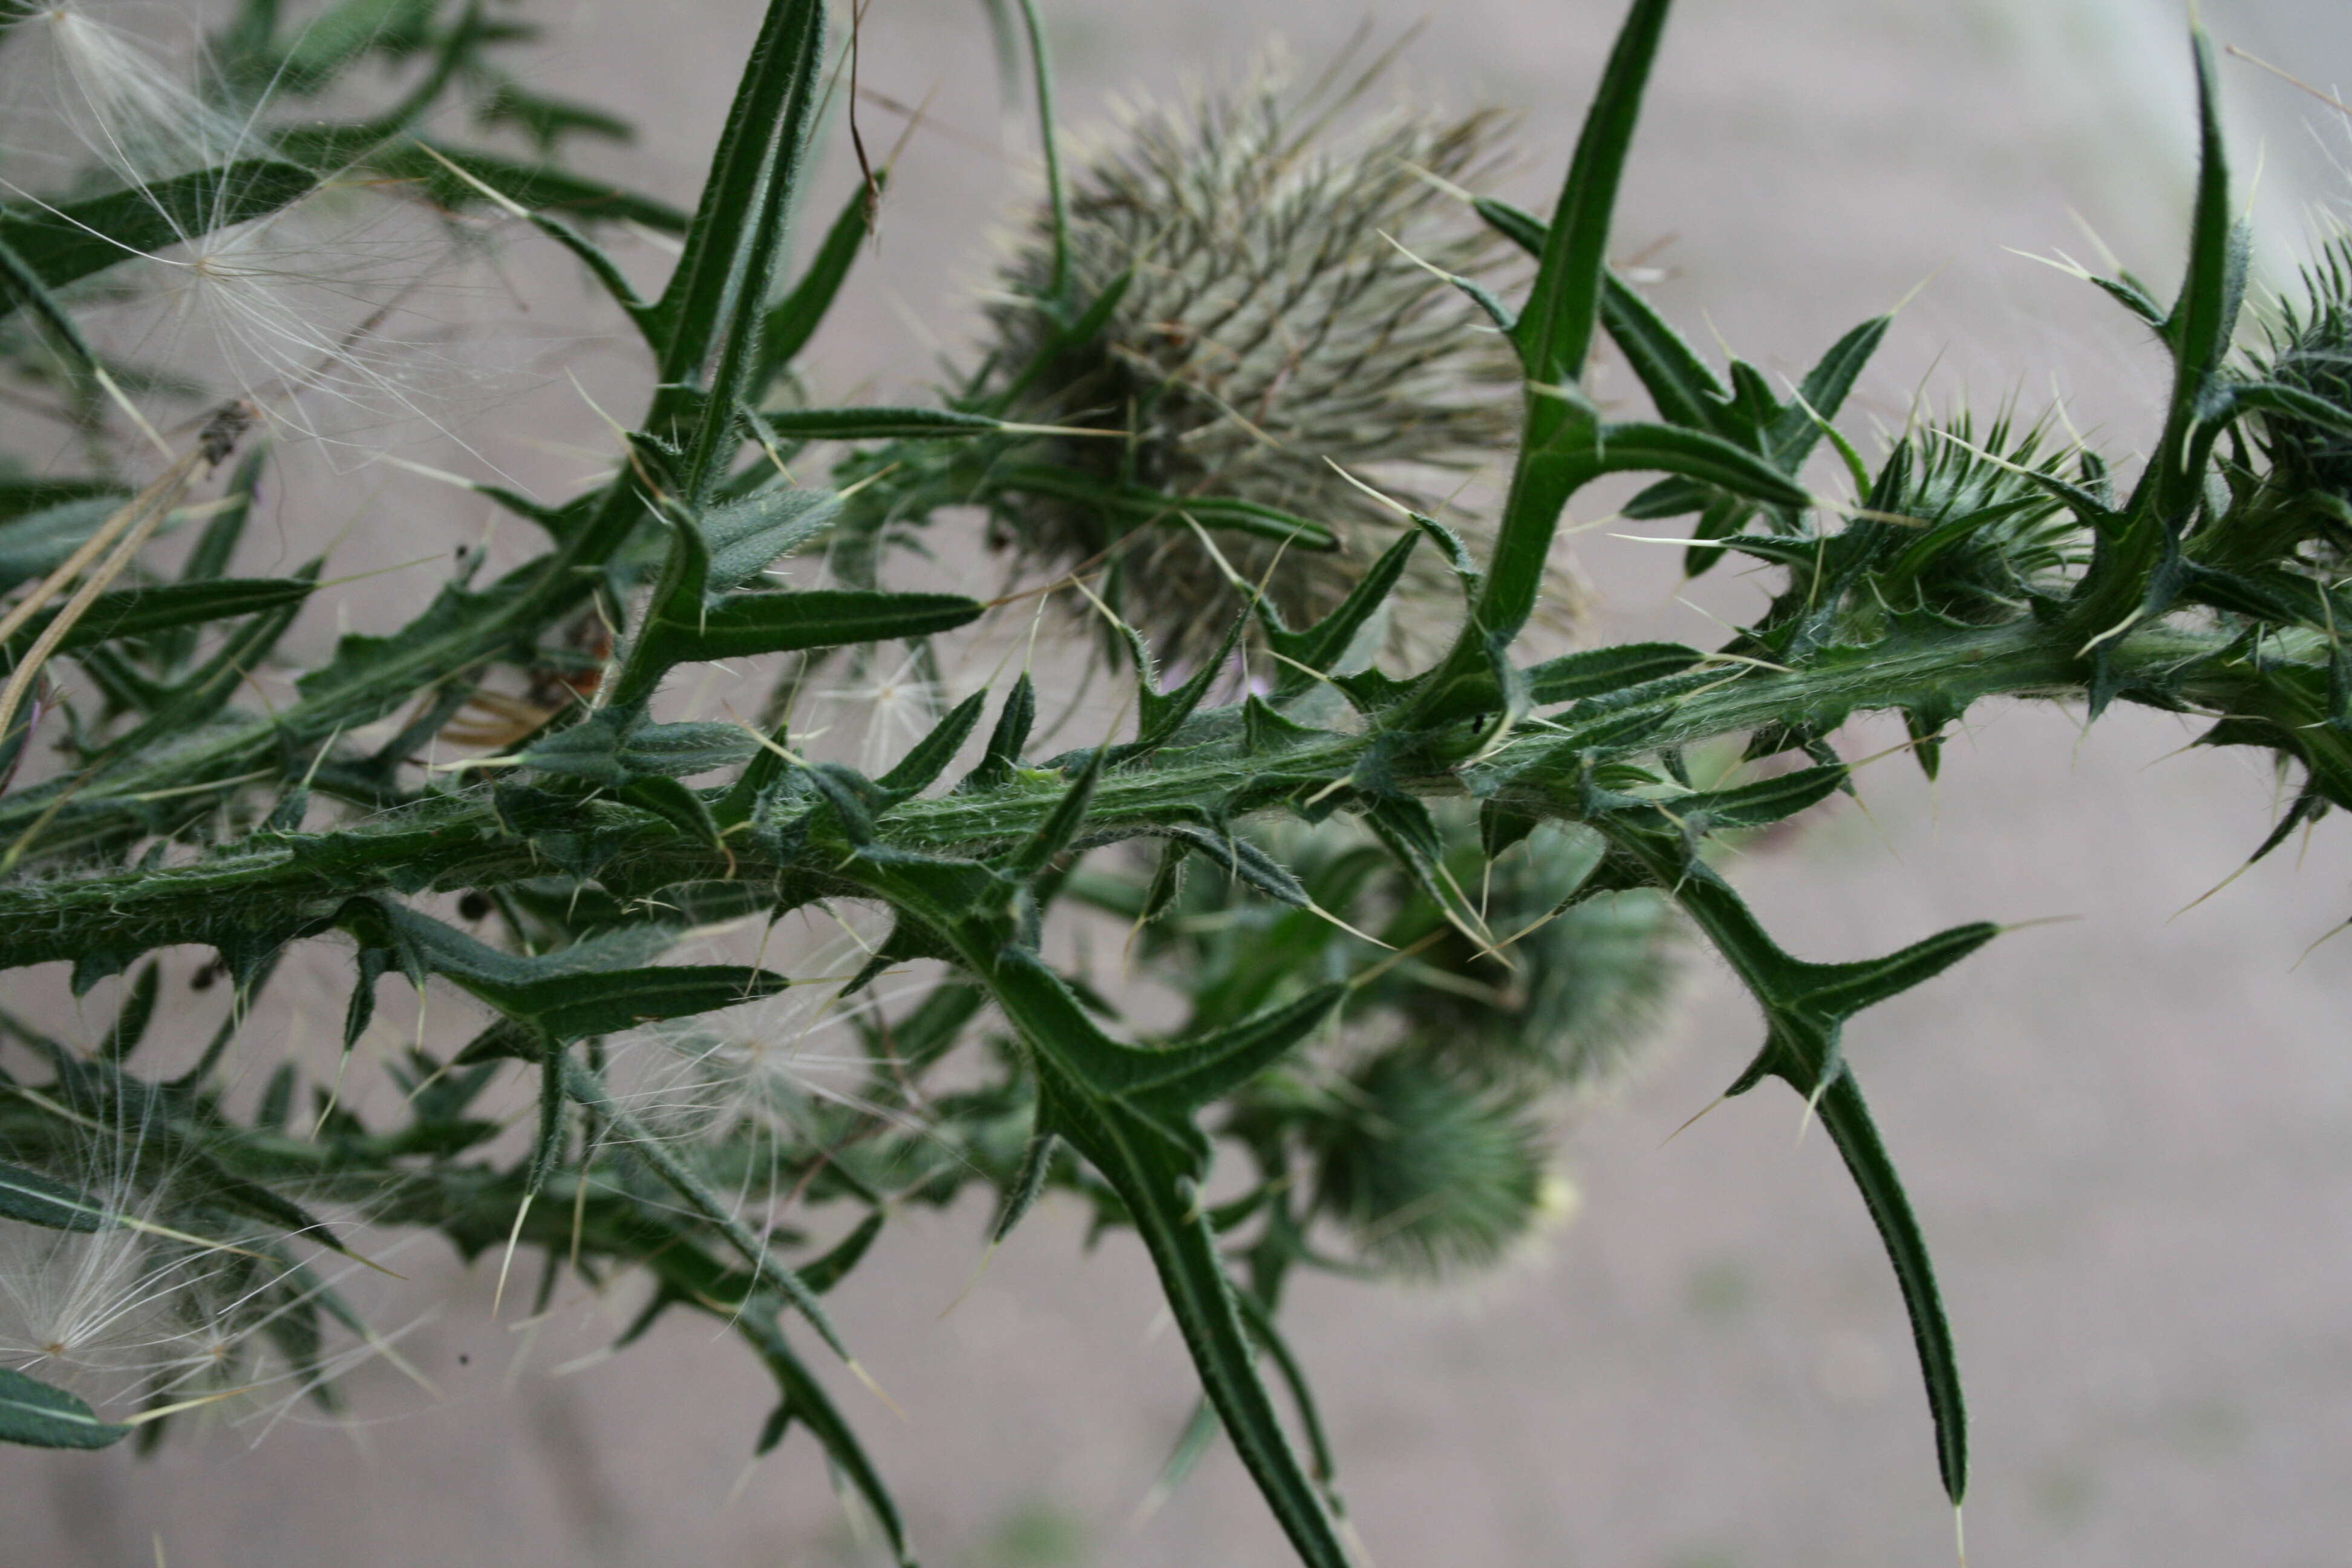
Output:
[{"xmin": 197, "ymin": 400, "xmax": 257, "ymax": 469}]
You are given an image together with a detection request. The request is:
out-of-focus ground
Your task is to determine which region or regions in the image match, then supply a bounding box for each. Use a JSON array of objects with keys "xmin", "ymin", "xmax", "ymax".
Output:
[{"xmin": 10, "ymin": 0, "xmax": 2352, "ymax": 1564}]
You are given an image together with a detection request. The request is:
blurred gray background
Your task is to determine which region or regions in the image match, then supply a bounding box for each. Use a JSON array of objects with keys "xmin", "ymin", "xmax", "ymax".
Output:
[{"xmin": 11, "ymin": 0, "xmax": 2352, "ymax": 1564}]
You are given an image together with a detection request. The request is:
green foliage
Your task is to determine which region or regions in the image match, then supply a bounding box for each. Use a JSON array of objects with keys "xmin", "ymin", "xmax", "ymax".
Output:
[
  {"xmin": 0, "ymin": 1366, "xmax": 130, "ymax": 1449},
  {"xmin": 2, "ymin": 0, "xmax": 2348, "ymax": 1562}
]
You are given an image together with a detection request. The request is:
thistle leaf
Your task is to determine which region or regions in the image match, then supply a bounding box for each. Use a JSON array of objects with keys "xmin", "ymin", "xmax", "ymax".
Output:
[
  {"xmin": 759, "ymin": 172, "xmax": 887, "ymax": 383},
  {"xmin": 998, "ymin": 745, "xmax": 1104, "ymax": 880},
  {"xmin": 690, "ymin": 589, "xmax": 983, "ymax": 662},
  {"xmin": 1261, "ymin": 528, "xmax": 1420, "ymax": 693},
  {"xmin": 753, "ymin": 407, "xmax": 1008, "ymax": 441},
  {"xmin": 339, "ymin": 900, "xmax": 784, "ymax": 1044},
  {"xmin": 2, "ymin": 580, "xmax": 315, "ymax": 660},
  {"xmin": 649, "ymin": 0, "xmax": 826, "ymax": 384},
  {"xmin": 0, "ymin": 1368, "xmax": 130, "ymax": 1451},
  {"xmin": 961, "ymin": 673, "xmax": 1037, "ymax": 792},
  {"xmin": 0, "ymin": 162, "xmax": 316, "ymax": 311},
  {"xmin": 1599, "ymin": 822, "xmax": 1988, "ymax": 1504},
  {"xmin": 705, "ymin": 486, "xmax": 846, "ymax": 585},
  {"xmin": 737, "ymin": 1315, "xmax": 913, "ymax": 1566},
  {"xmin": 1523, "ymin": 642, "xmax": 1703, "ymax": 705},
  {"xmin": 0, "ymin": 1161, "xmax": 116, "ymax": 1233},
  {"xmin": 1512, "ymin": 0, "xmax": 1674, "ymax": 400},
  {"xmin": 1598, "ymin": 273, "xmax": 1736, "ymax": 434},
  {"xmin": 609, "ymin": 513, "xmax": 981, "ymax": 708},
  {"xmin": 878, "ymin": 690, "xmax": 990, "ymax": 797}
]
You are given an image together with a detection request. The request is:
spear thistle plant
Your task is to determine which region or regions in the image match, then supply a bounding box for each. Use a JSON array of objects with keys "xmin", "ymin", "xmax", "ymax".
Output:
[{"xmin": 2, "ymin": 1, "xmax": 2350, "ymax": 1562}]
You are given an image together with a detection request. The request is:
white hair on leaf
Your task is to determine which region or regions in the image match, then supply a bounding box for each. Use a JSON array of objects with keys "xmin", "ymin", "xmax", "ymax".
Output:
[{"xmin": 1, "ymin": 2, "xmax": 544, "ymax": 474}]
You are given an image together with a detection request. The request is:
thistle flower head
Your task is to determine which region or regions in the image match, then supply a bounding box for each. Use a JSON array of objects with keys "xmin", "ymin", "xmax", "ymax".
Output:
[
  {"xmin": 980, "ymin": 59, "xmax": 1526, "ymax": 664},
  {"xmin": 2251, "ymin": 232, "xmax": 2352, "ymax": 558},
  {"xmin": 1310, "ymin": 1044, "xmax": 1554, "ymax": 1281},
  {"xmin": 1857, "ymin": 411, "xmax": 2086, "ymax": 627},
  {"xmin": 635, "ymin": 981, "xmax": 877, "ymax": 1138},
  {"xmin": 0, "ymin": 1205, "xmax": 189, "ymax": 1386},
  {"xmin": 122, "ymin": 185, "xmax": 477, "ymax": 452}
]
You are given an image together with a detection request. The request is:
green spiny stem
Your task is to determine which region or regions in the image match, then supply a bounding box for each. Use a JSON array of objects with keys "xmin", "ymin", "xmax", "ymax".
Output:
[{"xmin": 0, "ymin": 617, "xmax": 2255, "ymax": 972}]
